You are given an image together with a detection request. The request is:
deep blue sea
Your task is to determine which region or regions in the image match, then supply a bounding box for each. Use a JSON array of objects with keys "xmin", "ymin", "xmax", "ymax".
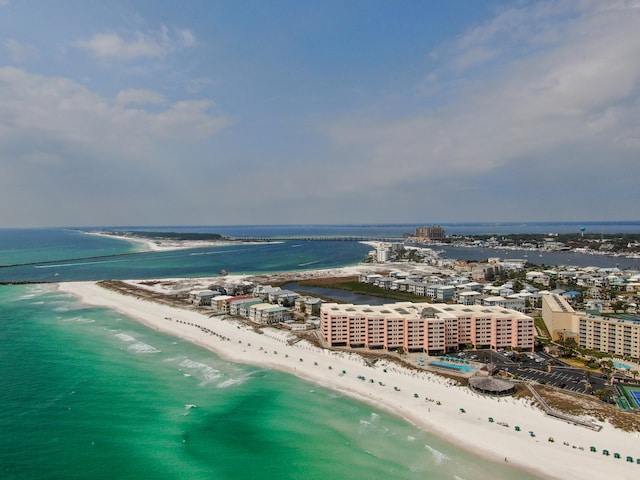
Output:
[{"xmin": 1, "ymin": 223, "xmax": 638, "ymax": 479}]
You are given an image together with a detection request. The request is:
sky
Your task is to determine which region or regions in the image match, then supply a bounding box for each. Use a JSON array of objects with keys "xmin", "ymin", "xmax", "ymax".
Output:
[{"xmin": 1, "ymin": 0, "xmax": 639, "ymax": 228}]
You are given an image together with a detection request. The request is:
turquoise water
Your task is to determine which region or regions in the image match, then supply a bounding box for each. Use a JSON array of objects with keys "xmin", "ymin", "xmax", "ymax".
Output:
[
  {"xmin": 9, "ymin": 224, "xmax": 633, "ymax": 479},
  {"xmin": 0, "ymin": 229, "xmax": 138, "ymax": 266},
  {"xmin": 2, "ymin": 224, "xmax": 638, "ymax": 479},
  {"xmin": 614, "ymin": 362, "xmax": 631, "ymax": 370},
  {"xmin": 430, "ymin": 361, "xmax": 476, "ymax": 373},
  {"xmin": 0, "ymin": 284, "xmax": 537, "ymax": 479},
  {"xmin": 0, "ymin": 230, "xmax": 371, "ymax": 283}
]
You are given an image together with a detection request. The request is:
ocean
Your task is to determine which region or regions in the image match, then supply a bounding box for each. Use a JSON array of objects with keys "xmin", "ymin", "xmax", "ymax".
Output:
[
  {"xmin": 0, "ymin": 283, "xmax": 535, "ymax": 480},
  {"xmin": 1, "ymin": 223, "xmax": 638, "ymax": 479}
]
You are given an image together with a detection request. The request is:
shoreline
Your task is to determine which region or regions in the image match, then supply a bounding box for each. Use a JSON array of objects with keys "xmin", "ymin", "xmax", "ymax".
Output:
[
  {"xmin": 58, "ymin": 280, "xmax": 640, "ymax": 480},
  {"xmin": 83, "ymin": 230, "xmax": 278, "ymax": 252}
]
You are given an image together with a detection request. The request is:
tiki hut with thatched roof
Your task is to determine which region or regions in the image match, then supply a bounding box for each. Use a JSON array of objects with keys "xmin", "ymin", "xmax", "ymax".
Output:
[{"xmin": 469, "ymin": 376, "xmax": 516, "ymax": 396}]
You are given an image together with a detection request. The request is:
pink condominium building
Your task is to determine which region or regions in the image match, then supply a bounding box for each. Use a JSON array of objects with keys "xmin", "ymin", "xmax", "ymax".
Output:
[{"xmin": 320, "ymin": 302, "xmax": 534, "ymax": 355}]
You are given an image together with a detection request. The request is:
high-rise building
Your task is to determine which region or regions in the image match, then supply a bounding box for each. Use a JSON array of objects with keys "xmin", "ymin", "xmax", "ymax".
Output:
[
  {"xmin": 415, "ymin": 225, "xmax": 446, "ymax": 241},
  {"xmin": 541, "ymin": 294, "xmax": 640, "ymax": 359},
  {"xmin": 320, "ymin": 302, "xmax": 534, "ymax": 354}
]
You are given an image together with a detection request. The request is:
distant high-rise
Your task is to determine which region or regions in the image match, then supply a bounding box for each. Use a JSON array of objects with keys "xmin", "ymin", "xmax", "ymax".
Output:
[{"xmin": 415, "ymin": 225, "xmax": 445, "ymax": 241}]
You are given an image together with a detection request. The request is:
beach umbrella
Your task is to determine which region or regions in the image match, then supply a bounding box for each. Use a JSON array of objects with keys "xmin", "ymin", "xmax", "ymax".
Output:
[
  {"xmin": 603, "ymin": 450, "xmax": 610, "ymax": 456},
  {"xmin": 414, "ymin": 393, "xmax": 419, "ymax": 398},
  {"xmin": 590, "ymin": 446, "xmax": 596, "ymax": 452},
  {"xmin": 488, "ymin": 417, "xmax": 494, "ymax": 422},
  {"xmin": 614, "ymin": 453, "xmax": 620, "ymax": 459},
  {"xmin": 459, "ymin": 408, "xmax": 466, "ymax": 413},
  {"xmin": 514, "ymin": 426, "xmax": 520, "ymax": 431},
  {"xmin": 626, "ymin": 456, "xmax": 634, "ymax": 463}
]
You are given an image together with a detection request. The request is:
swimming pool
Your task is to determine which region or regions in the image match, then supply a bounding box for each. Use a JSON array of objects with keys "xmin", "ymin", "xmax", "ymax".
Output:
[
  {"xmin": 430, "ymin": 361, "xmax": 476, "ymax": 373},
  {"xmin": 614, "ymin": 361, "xmax": 631, "ymax": 370}
]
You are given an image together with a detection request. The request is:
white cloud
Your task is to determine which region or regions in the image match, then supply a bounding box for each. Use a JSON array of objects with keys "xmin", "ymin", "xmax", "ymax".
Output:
[
  {"xmin": 76, "ymin": 27, "xmax": 197, "ymax": 60},
  {"xmin": 76, "ymin": 32, "xmax": 163, "ymax": 59},
  {"xmin": 323, "ymin": 1, "xmax": 640, "ymax": 189},
  {"xmin": 115, "ymin": 88, "xmax": 165, "ymax": 106},
  {"xmin": 4, "ymin": 38, "xmax": 40, "ymax": 63},
  {"xmin": 178, "ymin": 29, "xmax": 196, "ymax": 47},
  {"xmin": 0, "ymin": 67, "xmax": 232, "ymax": 226},
  {"xmin": 0, "ymin": 67, "xmax": 230, "ymax": 162}
]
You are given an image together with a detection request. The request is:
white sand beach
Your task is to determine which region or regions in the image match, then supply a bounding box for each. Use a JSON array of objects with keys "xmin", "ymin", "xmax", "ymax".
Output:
[
  {"xmin": 83, "ymin": 231, "xmax": 258, "ymax": 252},
  {"xmin": 59, "ymin": 280, "xmax": 640, "ymax": 480}
]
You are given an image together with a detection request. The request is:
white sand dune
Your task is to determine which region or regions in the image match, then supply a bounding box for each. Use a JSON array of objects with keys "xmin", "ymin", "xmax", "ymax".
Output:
[{"xmin": 59, "ymin": 281, "xmax": 640, "ymax": 480}]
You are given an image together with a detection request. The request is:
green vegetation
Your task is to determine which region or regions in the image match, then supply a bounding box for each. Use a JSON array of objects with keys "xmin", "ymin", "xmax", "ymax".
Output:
[
  {"xmin": 122, "ymin": 231, "xmax": 226, "ymax": 240},
  {"xmin": 298, "ymin": 278, "xmax": 428, "ymax": 302},
  {"xmin": 534, "ymin": 317, "xmax": 550, "ymax": 339}
]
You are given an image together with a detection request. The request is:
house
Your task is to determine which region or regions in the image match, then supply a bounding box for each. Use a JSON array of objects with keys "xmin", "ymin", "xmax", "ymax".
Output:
[
  {"xmin": 228, "ymin": 297, "xmax": 262, "ymax": 316},
  {"xmin": 212, "ymin": 295, "xmax": 234, "ymax": 313},
  {"xmin": 189, "ymin": 289, "xmax": 217, "ymax": 306},
  {"xmin": 457, "ymin": 291, "xmax": 481, "ymax": 306},
  {"xmin": 434, "ymin": 285, "xmax": 455, "ymax": 302},
  {"xmin": 359, "ymin": 273, "xmax": 384, "ymax": 284},
  {"xmin": 294, "ymin": 296, "xmax": 324, "ymax": 315},
  {"xmin": 269, "ymin": 290, "xmax": 299, "ymax": 306},
  {"xmin": 375, "ymin": 277, "xmax": 395, "ymax": 289},
  {"xmin": 482, "ymin": 295, "xmax": 526, "ymax": 312},
  {"xmin": 249, "ymin": 303, "xmax": 291, "ymax": 324},
  {"xmin": 456, "ymin": 282, "xmax": 483, "ymax": 292},
  {"xmin": 252, "ymin": 285, "xmax": 282, "ymax": 300}
]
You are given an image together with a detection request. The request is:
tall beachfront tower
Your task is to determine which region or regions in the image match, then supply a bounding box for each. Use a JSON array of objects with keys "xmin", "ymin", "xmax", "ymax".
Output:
[{"xmin": 415, "ymin": 225, "xmax": 446, "ymax": 241}]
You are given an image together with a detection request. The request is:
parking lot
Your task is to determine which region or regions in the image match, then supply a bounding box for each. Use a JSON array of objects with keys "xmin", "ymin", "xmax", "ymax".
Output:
[{"xmin": 457, "ymin": 349, "xmax": 607, "ymax": 394}]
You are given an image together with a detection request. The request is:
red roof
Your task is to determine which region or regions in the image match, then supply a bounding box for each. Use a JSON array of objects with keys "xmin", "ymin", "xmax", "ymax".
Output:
[{"xmin": 224, "ymin": 295, "xmax": 254, "ymax": 303}]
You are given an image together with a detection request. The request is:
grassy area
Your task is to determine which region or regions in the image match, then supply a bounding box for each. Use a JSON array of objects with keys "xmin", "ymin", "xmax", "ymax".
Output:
[
  {"xmin": 298, "ymin": 277, "xmax": 430, "ymax": 303},
  {"xmin": 534, "ymin": 317, "xmax": 550, "ymax": 339}
]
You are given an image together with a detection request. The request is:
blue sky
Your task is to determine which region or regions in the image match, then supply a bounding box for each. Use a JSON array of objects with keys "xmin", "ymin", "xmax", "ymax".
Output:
[{"xmin": 1, "ymin": 0, "xmax": 639, "ymax": 227}]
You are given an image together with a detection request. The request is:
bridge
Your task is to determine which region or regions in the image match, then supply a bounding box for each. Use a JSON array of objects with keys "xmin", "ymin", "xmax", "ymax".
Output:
[{"xmin": 236, "ymin": 236, "xmax": 405, "ymax": 242}]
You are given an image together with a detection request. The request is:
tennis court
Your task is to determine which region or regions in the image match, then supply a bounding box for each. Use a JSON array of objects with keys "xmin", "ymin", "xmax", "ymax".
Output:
[{"xmin": 618, "ymin": 384, "xmax": 640, "ymax": 409}]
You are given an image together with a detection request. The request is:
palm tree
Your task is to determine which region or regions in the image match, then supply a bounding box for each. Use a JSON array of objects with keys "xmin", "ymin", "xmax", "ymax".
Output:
[{"xmin": 599, "ymin": 359, "xmax": 614, "ymax": 374}]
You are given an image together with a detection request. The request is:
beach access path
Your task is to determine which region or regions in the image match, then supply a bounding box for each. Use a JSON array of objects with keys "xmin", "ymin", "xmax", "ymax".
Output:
[{"xmin": 59, "ymin": 281, "xmax": 640, "ymax": 480}]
